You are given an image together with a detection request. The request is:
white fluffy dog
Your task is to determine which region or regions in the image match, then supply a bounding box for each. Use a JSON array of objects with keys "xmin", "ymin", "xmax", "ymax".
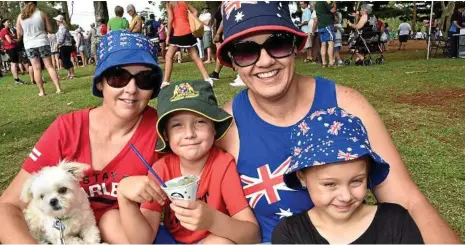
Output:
[{"xmin": 21, "ymin": 160, "xmax": 102, "ymax": 244}]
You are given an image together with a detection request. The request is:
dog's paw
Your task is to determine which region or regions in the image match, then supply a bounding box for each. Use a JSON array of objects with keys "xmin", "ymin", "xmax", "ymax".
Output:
[{"xmin": 63, "ymin": 236, "xmax": 85, "ymax": 244}]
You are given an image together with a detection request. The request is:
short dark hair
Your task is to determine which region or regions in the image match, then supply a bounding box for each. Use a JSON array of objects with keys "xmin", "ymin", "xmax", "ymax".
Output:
[
  {"xmin": 150, "ymin": 14, "xmax": 155, "ymax": 19},
  {"xmin": 114, "ymin": 6, "xmax": 124, "ymax": 17},
  {"xmin": 141, "ymin": 16, "xmax": 146, "ymax": 22},
  {"xmin": 2, "ymin": 18, "xmax": 10, "ymax": 25}
]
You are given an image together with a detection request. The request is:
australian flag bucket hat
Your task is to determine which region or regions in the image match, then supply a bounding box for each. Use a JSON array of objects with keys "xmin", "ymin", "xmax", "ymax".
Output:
[
  {"xmin": 217, "ymin": 1, "xmax": 308, "ymax": 67},
  {"xmin": 284, "ymin": 107, "xmax": 390, "ymax": 190}
]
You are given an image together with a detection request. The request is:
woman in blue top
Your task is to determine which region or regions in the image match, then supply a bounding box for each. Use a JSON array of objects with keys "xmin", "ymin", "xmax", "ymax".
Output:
[{"xmin": 215, "ymin": 1, "xmax": 460, "ymax": 243}]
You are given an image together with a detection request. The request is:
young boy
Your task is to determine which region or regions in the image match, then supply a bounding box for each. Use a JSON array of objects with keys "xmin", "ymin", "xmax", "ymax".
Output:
[
  {"xmin": 272, "ymin": 107, "xmax": 424, "ymax": 244},
  {"xmin": 118, "ymin": 80, "xmax": 260, "ymax": 244},
  {"xmin": 334, "ymin": 12, "xmax": 344, "ymax": 66}
]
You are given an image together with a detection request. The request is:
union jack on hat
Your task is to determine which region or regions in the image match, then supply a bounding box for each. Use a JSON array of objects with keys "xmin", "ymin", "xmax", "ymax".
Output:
[
  {"xmin": 284, "ymin": 107, "xmax": 390, "ymax": 190},
  {"xmin": 217, "ymin": 1, "xmax": 308, "ymax": 67}
]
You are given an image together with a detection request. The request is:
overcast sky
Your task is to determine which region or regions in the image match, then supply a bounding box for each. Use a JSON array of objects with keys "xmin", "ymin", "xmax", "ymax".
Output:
[{"xmin": 68, "ymin": 0, "xmax": 163, "ymax": 31}]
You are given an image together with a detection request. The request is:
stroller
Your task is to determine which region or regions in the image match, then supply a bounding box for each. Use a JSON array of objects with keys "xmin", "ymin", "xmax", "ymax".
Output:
[{"xmin": 345, "ymin": 16, "xmax": 386, "ymax": 66}]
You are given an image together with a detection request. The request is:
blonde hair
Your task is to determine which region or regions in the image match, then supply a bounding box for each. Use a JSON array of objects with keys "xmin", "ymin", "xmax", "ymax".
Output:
[{"xmin": 21, "ymin": 2, "xmax": 37, "ymax": 20}]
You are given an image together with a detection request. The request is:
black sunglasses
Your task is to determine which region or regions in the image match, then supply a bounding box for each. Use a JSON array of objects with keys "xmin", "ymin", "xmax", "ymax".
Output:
[
  {"xmin": 102, "ymin": 66, "xmax": 159, "ymax": 90},
  {"xmin": 228, "ymin": 32, "xmax": 296, "ymax": 67}
]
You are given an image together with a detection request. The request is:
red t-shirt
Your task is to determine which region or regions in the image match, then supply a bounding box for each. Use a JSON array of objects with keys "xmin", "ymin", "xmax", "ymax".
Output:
[
  {"xmin": 0, "ymin": 28, "xmax": 17, "ymax": 50},
  {"xmin": 101, "ymin": 24, "xmax": 108, "ymax": 35},
  {"xmin": 141, "ymin": 147, "xmax": 249, "ymax": 244},
  {"xmin": 23, "ymin": 107, "xmax": 159, "ymax": 222}
]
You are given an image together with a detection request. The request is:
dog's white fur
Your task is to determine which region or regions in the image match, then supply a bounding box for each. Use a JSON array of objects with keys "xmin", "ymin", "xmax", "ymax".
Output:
[{"xmin": 21, "ymin": 160, "xmax": 102, "ymax": 244}]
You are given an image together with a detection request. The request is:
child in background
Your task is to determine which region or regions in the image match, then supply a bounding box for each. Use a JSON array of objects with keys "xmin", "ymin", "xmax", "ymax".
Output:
[
  {"xmin": 118, "ymin": 80, "xmax": 260, "ymax": 244},
  {"xmin": 272, "ymin": 107, "xmax": 424, "ymax": 244},
  {"xmin": 334, "ymin": 12, "xmax": 344, "ymax": 66},
  {"xmin": 158, "ymin": 20, "xmax": 167, "ymax": 62}
]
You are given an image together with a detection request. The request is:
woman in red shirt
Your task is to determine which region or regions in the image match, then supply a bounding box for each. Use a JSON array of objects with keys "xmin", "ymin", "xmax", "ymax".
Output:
[
  {"xmin": 0, "ymin": 19, "xmax": 32, "ymax": 85},
  {"xmin": 162, "ymin": 1, "xmax": 212, "ymax": 87}
]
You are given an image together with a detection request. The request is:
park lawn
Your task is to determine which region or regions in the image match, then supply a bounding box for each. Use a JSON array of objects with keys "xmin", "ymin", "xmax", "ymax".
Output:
[{"xmin": 0, "ymin": 49, "xmax": 464, "ymax": 240}]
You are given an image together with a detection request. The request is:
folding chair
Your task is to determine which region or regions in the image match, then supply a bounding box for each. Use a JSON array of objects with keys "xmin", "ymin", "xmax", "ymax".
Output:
[{"xmin": 430, "ymin": 31, "xmax": 450, "ymax": 57}]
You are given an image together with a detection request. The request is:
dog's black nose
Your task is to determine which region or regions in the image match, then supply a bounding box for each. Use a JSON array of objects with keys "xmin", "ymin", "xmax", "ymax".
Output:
[{"xmin": 49, "ymin": 198, "xmax": 59, "ymax": 207}]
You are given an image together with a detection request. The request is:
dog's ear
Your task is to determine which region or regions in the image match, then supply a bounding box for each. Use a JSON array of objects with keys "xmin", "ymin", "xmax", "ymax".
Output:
[
  {"xmin": 20, "ymin": 176, "xmax": 36, "ymax": 203},
  {"xmin": 59, "ymin": 160, "xmax": 90, "ymax": 181}
]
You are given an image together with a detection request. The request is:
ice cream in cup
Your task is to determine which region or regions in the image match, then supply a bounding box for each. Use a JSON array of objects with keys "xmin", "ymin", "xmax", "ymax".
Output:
[{"xmin": 161, "ymin": 175, "xmax": 200, "ymax": 201}]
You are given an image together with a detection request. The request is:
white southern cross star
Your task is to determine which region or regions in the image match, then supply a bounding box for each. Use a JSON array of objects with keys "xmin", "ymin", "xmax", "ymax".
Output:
[
  {"xmin": 235, "ymin": 11, "xmax": 244, "ymax": 22},
  {"xmin": 276, "ymin": 208, "xmax": 293, "ymax": 219}
]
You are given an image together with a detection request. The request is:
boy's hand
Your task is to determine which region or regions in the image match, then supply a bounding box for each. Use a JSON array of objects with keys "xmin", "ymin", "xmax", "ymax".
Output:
[
  {"xmin": 170, "ymin": 199, "xmax": 215, "ymax": 231},
  {"xmin": 118, "ymin": 176, "xmax": 168, "ymax": 205}
]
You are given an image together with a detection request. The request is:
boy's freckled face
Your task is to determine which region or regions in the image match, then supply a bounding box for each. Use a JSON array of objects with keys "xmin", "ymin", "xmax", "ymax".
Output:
[
  {"xmin": 165, "ymin": 111, "xmax": 216, "ymax": 162},
  {"xmin": 297, "ymin": 158, "xmax": 369, "ymax": 221}
]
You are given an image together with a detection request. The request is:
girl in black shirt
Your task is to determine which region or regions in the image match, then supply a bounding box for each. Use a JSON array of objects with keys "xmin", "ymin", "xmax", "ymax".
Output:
[{"xmin": 272, "ymin": 107, "xmax": 424, "ymax": 244}]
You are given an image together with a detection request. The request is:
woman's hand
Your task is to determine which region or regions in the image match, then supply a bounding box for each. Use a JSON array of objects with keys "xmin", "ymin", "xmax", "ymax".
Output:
[
  {"xmin": 170, "ymin": 199, "xmax": 215, "ymax": 231},
  {"xmin": 118, "ymin": 176, "xmax": 167, "ymax": 205}
]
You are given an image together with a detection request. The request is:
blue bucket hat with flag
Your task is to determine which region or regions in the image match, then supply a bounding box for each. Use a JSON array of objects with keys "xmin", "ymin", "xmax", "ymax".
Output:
[
  {"xmin": 217, "ymin": 1, "xmax": 308, "ymax": 67},
  {"xmin": 92, "ymin": 30, "xmax": 163, "ymax": 99},
  {"xmin": 284, "ymin": 107, "xmax": 390, "ymax": 190}
]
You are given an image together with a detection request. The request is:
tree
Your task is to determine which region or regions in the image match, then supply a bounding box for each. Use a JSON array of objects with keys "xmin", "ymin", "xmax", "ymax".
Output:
[
  {"xmin": 0, "ymin": 2, "xmax": 22, "ymax": 23},
  {"xmin": 412, "ymin": 1, "xmax": 417, "ymax": 29},
  {"xmin": 438, "ymin": 1, "xmax": 455, "ymax": 38},
  {"xmin": 152, "ymin": 1, "xmax": 221, "ymax": 19},
  {"xmin": 38, "ymin": 2, "xmax": 62, "ymax": 31},
  {"xmin": 93, "ymin": 1, "xmax": 109, "ymax": 23}
]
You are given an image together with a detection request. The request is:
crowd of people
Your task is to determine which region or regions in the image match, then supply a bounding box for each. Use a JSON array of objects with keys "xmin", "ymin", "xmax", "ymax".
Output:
[
  {"xmin": 291, "ymin": 1, "xmax": 465, "ymax": 65},
  {"xmin": 0, "ymin": 1, "xmax": 463, "ymax": 245}
]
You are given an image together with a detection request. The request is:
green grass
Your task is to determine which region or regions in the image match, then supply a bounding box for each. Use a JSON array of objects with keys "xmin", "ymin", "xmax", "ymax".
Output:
[{"xmin": 0, "ymin": 50, "xmax": 464, "ymax": 240}]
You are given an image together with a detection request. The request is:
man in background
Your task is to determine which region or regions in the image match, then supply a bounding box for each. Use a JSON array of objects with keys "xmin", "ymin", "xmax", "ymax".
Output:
[
  {"xmin": 315, "ymin": 1, "xmax": 336, "ymax": 67},
  {"xmin": 88, "ymin": 23, "xmax": 97, "ymax": 64}
]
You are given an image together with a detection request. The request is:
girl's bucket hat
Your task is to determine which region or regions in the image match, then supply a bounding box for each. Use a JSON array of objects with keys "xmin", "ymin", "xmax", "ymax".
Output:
[{"xmin": 284, "ymin": 107, "xmax": 390, "ymax": 190}]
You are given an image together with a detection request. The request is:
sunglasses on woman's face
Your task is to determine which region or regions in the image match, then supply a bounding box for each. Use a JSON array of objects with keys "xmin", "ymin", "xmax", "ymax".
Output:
[
  {"xmin": 102, "ymin": 67, "xmax": 159, "ymax": 90},
  {"xmin": 228, "ymin": 32, "xmax": 296, "ymax": 67}
]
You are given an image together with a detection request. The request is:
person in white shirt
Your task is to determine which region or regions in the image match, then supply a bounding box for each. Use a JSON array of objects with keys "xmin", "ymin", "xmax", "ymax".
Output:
[
  {"xmin": 199, "ymin": 7, "xmax": 214, "ymax": 63},
  {"xmin": 299, "ymin": 1, "xmax": 313, "ymax": 62},
  {"xmin": 397, "ymin": 18, "xmax": 412, "ymax": 50},
  {"xmin": 16, "ymin": 1, "xmax": 62, "ymax": 96}
]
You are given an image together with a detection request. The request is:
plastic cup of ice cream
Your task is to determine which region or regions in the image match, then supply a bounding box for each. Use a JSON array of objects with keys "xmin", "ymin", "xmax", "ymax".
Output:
[{"xmin": 161, "ymin": 175, "xmax": 200, "ymax": 201}]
